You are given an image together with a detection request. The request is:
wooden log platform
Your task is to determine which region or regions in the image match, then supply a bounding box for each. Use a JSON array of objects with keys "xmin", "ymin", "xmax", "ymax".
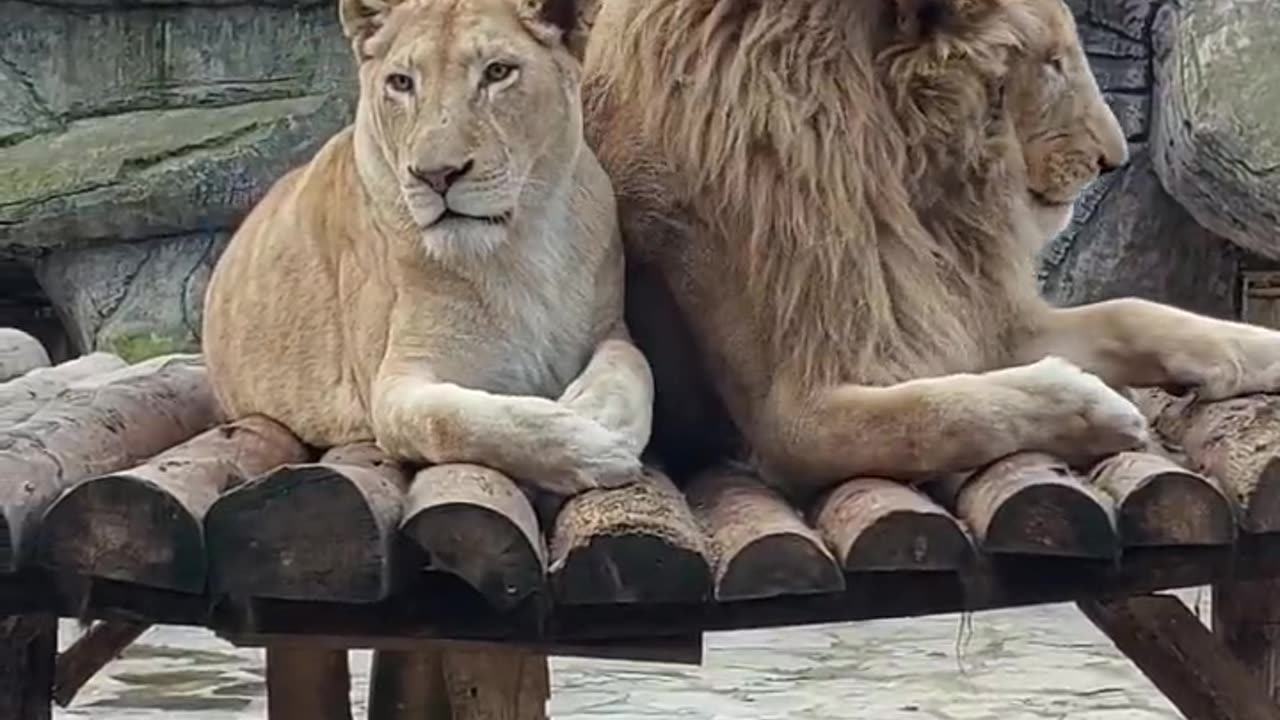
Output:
[{"xmin": 6, "ymin": 351, "xmax": 1280, "ymax": 719}]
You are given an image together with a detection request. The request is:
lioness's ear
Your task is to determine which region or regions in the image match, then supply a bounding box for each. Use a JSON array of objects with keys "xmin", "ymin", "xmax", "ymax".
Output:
[
  {"xmin": 339, "ymin": 0, "xmax": 404, "ymax": 57},
  {"xmin": 518, "ymin": 0, "xmax": 579, "ymax": 46}
]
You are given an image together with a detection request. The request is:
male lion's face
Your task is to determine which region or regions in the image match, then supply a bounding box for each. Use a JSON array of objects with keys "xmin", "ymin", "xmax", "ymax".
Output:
[
  {"xmin": 347, "ymin": 0, "xmax": 582, "ymax": 258},
  {"xmin": 1003, "ymin": 0, "xmax": 1128, "ymax": 240}
]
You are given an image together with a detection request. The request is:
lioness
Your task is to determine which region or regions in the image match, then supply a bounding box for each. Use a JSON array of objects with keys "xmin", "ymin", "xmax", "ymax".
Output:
[
  {"xmin": 202, "ymin": 0, "xmax": 653, "ymax": 495},
  {"xmin": 583, "ymin": 0, "xmax": 1280, "ymax": 496}
]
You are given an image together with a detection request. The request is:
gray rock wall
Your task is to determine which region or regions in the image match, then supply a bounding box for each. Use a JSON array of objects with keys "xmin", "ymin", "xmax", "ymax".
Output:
[{"xmin": 0, "ymin": 0, "xmax": 356, "ymax": 359}]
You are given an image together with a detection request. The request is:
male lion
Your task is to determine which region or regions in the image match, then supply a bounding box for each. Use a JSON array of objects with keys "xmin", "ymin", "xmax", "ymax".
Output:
[
  {"xmin": 582, "ymin": 0, "xmax": 1280, "ymax": 497},
  {"xmin": 202, "ymin": 0, "xmax": 653, "ymax": 495}
]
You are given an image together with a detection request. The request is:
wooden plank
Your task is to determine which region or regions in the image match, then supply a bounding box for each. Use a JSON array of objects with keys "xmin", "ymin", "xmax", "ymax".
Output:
[
  {"xmin": 36, "ymin": 415, "xmax": 309, "ymax": 593},
  {"xmin": 368, "ymin": 649, "xmax": 452, "ymax": 720},
  {"xmin": 400, "ymin": 464, "xmax": 546, "ymax": 611},
  {"xmin": 1088, "ymin": 451, "xmax": 1237, "ymax": 547},
  {"xmin": 0, "ymin": 353, "xmax": 127, "ymax": 428},
  {"xmin": 52, "ymin": 620, "xmax": 149, "ymax": 708},
  {"xmin": 812, "ymin": 477, "xmax": 973, "ymax": 572},
  {"xmin": 548, "ymin": 468, "xmax": 712, "ymax": 605},
  {"xmin": 1212, "ymin": 579, "xmax": 1280, "ymax": 700},
  {"xmin": 685, "ymin": 466, "xmax": 843, "ymax": 601},
  {"xmin": 1144, "ymin": 391, "xmax": 1280, "ymax": 533},
  {"xmin": 930, "ymin": 452, "xmax": 1119, "ymax": 558},
  {"xmin": 206, "ymin": 442, "xmax": 411, "ymax": 603},
  {"xmin": 440, "ymin": 648, "xmax": 549, "ymax": 720},
  {"xmin": 266, "ymin": 646, "xmax": 352, "ymax": 720},
  {"xmin": 1079, "ymin": 594, "xmax": 1280, "ymax": 720},
  {"xmin": 0, "ymin": 355, "xmax": 221, "ymax": 572},
  {"xmin": 0, "ymin": 329, "xmax": 50, "ymax": 383},
  {"xmin": 0, "ymin": 614, "xmax": 55, "ymax": 720}
]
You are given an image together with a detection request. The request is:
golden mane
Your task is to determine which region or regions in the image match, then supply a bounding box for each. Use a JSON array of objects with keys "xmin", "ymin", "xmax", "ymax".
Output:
[{"xmin": 586, "ymin": 0, "xmax": 1044, "ymax": 388}]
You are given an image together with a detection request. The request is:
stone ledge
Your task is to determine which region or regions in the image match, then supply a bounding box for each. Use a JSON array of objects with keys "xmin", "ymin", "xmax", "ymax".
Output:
[{"xmin": 0, "ymin": 94, "xmax": 353, "ymax": 252}]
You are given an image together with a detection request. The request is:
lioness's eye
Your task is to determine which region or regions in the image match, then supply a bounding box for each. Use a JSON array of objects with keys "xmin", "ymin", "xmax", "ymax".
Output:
[
  {"xmin": 1046, "ymin": 55, "xmax": 1066, "ymax": 74},
  {"xmin": 482, "ymin": 62, "xmax": 517, "ymax": 85},
  {"xmin": 386, "ymin": 73, "xmax": 415, "ymax": 93}
]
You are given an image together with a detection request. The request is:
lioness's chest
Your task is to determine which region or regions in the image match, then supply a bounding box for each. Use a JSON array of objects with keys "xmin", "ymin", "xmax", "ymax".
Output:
[{"xmin": 407, "ymin": 262, "xmax": 601, "ymax": 399}]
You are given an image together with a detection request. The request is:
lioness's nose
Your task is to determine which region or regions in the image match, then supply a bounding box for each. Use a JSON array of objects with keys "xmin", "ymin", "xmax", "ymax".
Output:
[
  {"xmin": 409, "ymin": 160, "xmax": 473, "ymax": 194},
  {"xmin": 1098, "ymin": 146, "xmax": 1129, "ymax": 175}
]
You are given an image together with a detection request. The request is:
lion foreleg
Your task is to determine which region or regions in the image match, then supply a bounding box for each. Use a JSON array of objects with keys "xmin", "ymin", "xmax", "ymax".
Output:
[
  {"xmin": 1020, "ymin": 298, "xmax": 1280, "ymax": 401},
  {"xmin": 555, "ymin": 324, "xmax": 655, "ymax": 456},
  {"xmin": 371, "ymin": 367, "xmax": 643, "ymax": 496},
  {"xmin": 760, "ymin": 357, "xmax": 1150, "ymax": 486}
]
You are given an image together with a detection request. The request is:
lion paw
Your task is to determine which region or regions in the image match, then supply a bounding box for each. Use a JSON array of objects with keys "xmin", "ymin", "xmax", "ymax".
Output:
[
  {"xmin": 1010, "ymin": 356, "xmax": 1150, "ymax": 464},
  {"xmin": 1182, "ymin": 329, "xmax": 1280, "ymax": 401},
  {"xmin": 524, "ymin": 414, "xmax": 644, "ymax": 496}
]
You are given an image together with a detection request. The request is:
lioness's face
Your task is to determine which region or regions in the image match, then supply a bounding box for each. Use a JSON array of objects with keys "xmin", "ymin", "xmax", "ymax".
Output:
[
  {"xmin": 350, "ymin": 0, "xmax": 582, "ymax": 256},
  {"xmin": 1004, "ymin": 0, "xmax": 1128, "ymax": 240}
]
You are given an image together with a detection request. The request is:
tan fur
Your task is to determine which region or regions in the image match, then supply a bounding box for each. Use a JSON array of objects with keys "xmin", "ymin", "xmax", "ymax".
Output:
[
  {"xmin": 583, "ymin": 0, "xmax": 1280, "ymax": 496},
  {"xmin": 202, "ymin": 0, "xmax": 653, "ymax": 495}
]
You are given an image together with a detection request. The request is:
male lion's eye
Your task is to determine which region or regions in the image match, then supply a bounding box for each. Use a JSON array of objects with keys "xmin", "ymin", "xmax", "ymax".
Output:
[
  {"xmin": 482, "ymin": 62, "xmax": 517, "ymax": 85},
  {"xmin": 1047, "ymin": 55, "xmax": 1066, "ymax": 74},
  {"xmin": 386, "ymin": 73, "xmax": 415, "ymax": 93}
]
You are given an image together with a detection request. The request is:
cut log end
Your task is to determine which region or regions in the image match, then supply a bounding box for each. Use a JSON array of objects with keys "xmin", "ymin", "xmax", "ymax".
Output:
[
  {"xmin": 952, "ymin": 453, "xmax": 1118, "ymax": 559},
  {"xmin": 37, "ymin": 475, "xmax": 202, "ymax": 592},
  {"xmin": 401, "ymin": 463, "xmax": 546, "ymax": 611},
  {"xmin": 688, "ymin": 468, "xmax": 843, "ymax": 601},
  {"xmin": 814, "ymin": 478, "xmax": 973, "ymax": 572},
  {"xmin": 206, "ymin": 454, "xmax": 409, "ymax": 603},
  {"xmin": 1089, "ymin": 451, "xmax": 1236, "ymax": 547},
  {"xmin": 549, "ymin": 469, "xmax": 712, "ymax": 606},
  {"xmin": 1245, "ymin": 455, "xmax": 1280, "ymax": 534}
]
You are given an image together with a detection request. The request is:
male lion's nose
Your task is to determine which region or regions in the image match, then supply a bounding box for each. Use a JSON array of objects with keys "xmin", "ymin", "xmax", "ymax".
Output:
[{"xmin": 409, "ymin": 160, "xmax": 473, "ymax": 194}]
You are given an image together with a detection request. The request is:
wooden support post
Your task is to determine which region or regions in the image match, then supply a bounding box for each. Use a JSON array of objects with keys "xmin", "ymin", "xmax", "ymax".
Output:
[
  {"xmin": 53, "ymin": 620, "xmax": 149, "ymax": 708},
  {"xmin": 1214, "ymin": 582, "xmax": 1280, "ymax": 700},
  {"xmin": 368, "ymin": 648, "xmax": 452, "ymax": 720},
  {"xmin": 0, "ymin": 614, "xmax": 56, "ymax": 720},
  {"xmin": 1080, "ymin": 594, "xmax": 1280, "ymax": 720},
  {"xmin": 367, "ymin": 645, "xmax": 548, "ymax": 720},
  {"xmin": 266, "ymin": 646, "xmax": 352, "ymax": 720}
]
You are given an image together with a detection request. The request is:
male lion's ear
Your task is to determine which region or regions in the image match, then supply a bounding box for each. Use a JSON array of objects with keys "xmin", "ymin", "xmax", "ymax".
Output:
[
  {"xmin": 892, "ymin": 0, "xmax": 994, "ymax": 39},
  {"xmin": 339, "ymin": 0, "xmax": 404, "ymax": 57}
]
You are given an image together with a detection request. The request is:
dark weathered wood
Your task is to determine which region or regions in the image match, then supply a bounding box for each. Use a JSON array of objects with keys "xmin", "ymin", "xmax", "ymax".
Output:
[
  {"xmin": 266, "ymin": 646, "xmax": 352, "ymax": 720},
  {"xmin": 1080, "ymin": 594, "xmax": 1280, "ymax": 720},
  {"xmin": 1088, "ymin": 451, "xmax": 1237, "ymax": 547},
  {"xmin": 401, "ymin": 464, "xmax": 546, "ymax": 611},
  {"xmin": 549, "ymin": 468, "xmax": 712, "ymax": 605},
  {"xmin": 368, "ymin": 649, "xmax": 452, "ymax": 720},
  {"xmin": 1212, "ymin": 579, "xmax": 1280, "ymax": 701},
  {"xmin": 1144, "ymin": 391, "xmax": 1280, "ymax": 533},
  {"xmin": 0, "ymin": 614, "xmax": 55, "ymax": 720},
  {"xmin": 52, "ymin": 620, "xmax": 149, "ymax": 708},
  {"xmin": 37, "ymin": 415, "xmax": 309, "ymax": 593},
  {"xmin": 812, "ymin": 477, "xmax": 973, "ymax": 571},
  {"xmin": 440, "ymin": 648, "xmax": 549, "ymax": 720},
  {"xmin": 206, "ymin": 442, "xmax": 411, "ymax": 603},
  {"xmin": 0, "ymin": 353, "xmax": 127, "ymax": 428},
  {"xmin": 0, "ymin": 355, "xmax": 220, "ymax": 572},
  {"xmin": 0, "ymin": 329, "xmax": 50, "ymax": 383},
  {"xmin": 686, "ymin": 467, "xmax": 843, "ymax": 600},
  {"xmin": 933, "ymin": 452, "xmax": 1118, "ymax": 558}
]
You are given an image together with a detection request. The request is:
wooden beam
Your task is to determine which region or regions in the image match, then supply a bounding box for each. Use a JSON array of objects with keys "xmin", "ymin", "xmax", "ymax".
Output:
[
  {"xmin": 812, "ymin": 477, "xmax": 973, "ymax": 571},
  {"xmin": 548, "ymin": 468, "xmax": 712, "ymax": 605},
  {"xmin": 930, "ymin": 452, "xmax": 1119, "ymax": 558},
  {"xmin": 400, "ymin": 463, "xmax": 546, "ymax": 611},
  {"xmin": 1079, "ymin": 594, "xmax": 1280, "ymax": 720},
  {"xmin": 0, "ymin": 614, "xmax": 55, "ymax": 720},
  {"xmin": 206, "ymin": 443, "xmax": 411, "ymax": 603},
  {"xmin": 36, "ymin": 415, "xmax": 309, "ymax": 593},
  {"xmin": 0, "ymin": 355, "xmax": 221, "ymax": 572},
  {"xmin": 686, "ymin": 466, "xmax": 843, "ymax": 600},
  {"xmin": 0, "ymin": 353, "xmax": 127, "ymax": 428},
  {"xmin": 266, "ymin": 646, "xmax": 352, "ymax": 720},
  {"xmin": 367, "ymin": 648, "xmax": 452, "ymax": 720},
  {"xmin": 52, "ymin": 620, "xmax": 149, "ymax": 708},
  {"xmin": 1212, "ymin": 579, "xmax": 1280, "ymax": 700},
  {"xmin": 1088, "ymin": 451, "xmax": 1236, "ymax": 547},
  {"xmin": 440, "ymin": 647, "xmax": 548, "ymax": 720}
]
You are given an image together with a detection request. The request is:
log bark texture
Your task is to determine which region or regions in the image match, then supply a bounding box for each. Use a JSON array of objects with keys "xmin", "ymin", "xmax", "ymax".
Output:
[
  {"xmin": 0, "ymin": 353, "xmax": 127, "ymax": 428},
  {"xmin": 812, "ymin": 477, "xmax": 972, "ymax": 571},
  {"xmin": 0, "ymin": 354, "xmax": 220, "ymax": 572}
]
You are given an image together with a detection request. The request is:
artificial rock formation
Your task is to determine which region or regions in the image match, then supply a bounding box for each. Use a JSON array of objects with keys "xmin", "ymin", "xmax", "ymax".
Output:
[{"xmin": 0, "ymin": 0, "xmax": 355, "ymax": 359}]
